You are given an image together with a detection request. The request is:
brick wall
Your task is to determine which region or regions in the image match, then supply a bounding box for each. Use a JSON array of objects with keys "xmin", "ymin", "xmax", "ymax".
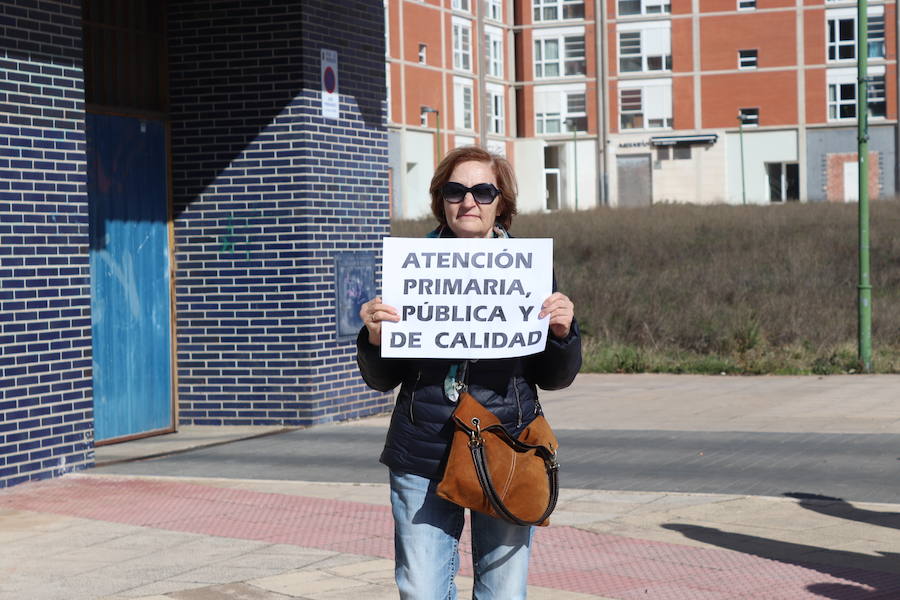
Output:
[
  {"xmin": 0, "ymin": 0, "xmax": 93, "ymax": 487},
  {"xmin": 825, "ymin": 152, "xmax": 881, "ymax": 202},
  {"xmin": 168, "ymin": 0, "xmax": 392, "ymax": 426}
]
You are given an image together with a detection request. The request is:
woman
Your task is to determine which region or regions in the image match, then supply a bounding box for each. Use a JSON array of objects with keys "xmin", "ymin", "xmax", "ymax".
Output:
[{"xmin": 356, "ymin": 146, "xmax": 581, "ymax": 599}]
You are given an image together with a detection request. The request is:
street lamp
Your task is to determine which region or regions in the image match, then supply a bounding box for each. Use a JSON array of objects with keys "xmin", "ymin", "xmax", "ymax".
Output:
[
  {"xmin": 737, "ymin": 113, "xmax": 747, "ymax": 206},
  {"xmin": 421, "ymin": 105, "xmax": 441, "ymax": 163}
]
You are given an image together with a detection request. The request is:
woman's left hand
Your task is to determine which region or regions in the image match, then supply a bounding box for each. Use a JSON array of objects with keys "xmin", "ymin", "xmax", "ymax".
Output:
[{"xmin": 540, "ymin": 292, "xmax": 575, "ymax": 339}]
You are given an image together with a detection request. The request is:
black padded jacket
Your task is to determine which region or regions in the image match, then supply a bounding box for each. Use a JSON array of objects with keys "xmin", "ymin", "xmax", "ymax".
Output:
[{"xmin": 356, "ymin": 317, "xmax": 582, "ymax": 481}]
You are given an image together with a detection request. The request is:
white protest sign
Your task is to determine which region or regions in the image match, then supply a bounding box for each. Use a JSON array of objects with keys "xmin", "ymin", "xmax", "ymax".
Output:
[{"xmin": 381, "ymin": 237, "xmax": 553, "ymax": 359}]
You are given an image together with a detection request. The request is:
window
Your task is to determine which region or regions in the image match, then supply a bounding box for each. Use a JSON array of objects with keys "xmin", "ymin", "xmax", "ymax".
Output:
[
  {"xmin": 828, "ymin": 16, "xmax": 855, "ymax": 60},
  {"xmin": 618, "ymin": 0, "xmax": 670, "ymax": 16},
  {"xmin": 738, "ymin": 0, "xmax": 755, "ymax": 9},
  {"xmin": 452, "ymin": 0, "xmax": 470, "ymax": 12},
  {"xmin": 738, "ymin": 49, "xmax": 757, "ymax": 69},
  {"xmin": 418, "ymin": 43, "xmax": 427, "ymax": 64},
  {"xmin": 827, "ymin": 8, "xmax": 885, "ymax": 62},
  {"xmin": 618, "ymin": 23, "xmax": 671, "ymax": 73},
  {"xmin": 82, "ymin": 1, "xmax": 165, "ymax": 111},
  {"xmin": 619, "ymin": 80, "xmax": 672, "ymax": 130},
  {"xmin": 533, "ymin": 0, "xmax": 584, "ymax": 22},
  {"xmin": 828, "ymin": 68, "xmax": 886, "ymax": 120},
  {"xmin": 828, "ymin": 82, "xmax": 856, "ymax": 119},
  {"xmin": 565, "ymin": 92, "xmax": 587, "ymax": 131},
  {"xmin": 619, "ymin": 32, "xmax": 641, "ymax": 72},
  {"xmin": 868, "ymin": 76, "xmax": 887, "ymax": 118},
  {"xmin": 766, "ymin": 163, "xmax": 800, "ymax": 202},
  {"xmin": 453, "ymin": 20, "xmax": 471, "ymax": 71},
  {"xmin": 489, "ymin": 0, "xmax": 502, "ymax": 21},
  {"xmin": 544, "ymin": 145, "xmax": 561, "ymax": 210},
  {"xmin": 486, "ymin": 27, "xmax": 503, "ymax": 78},
  {"xmin": 673, "ymin": 145, "xmax": 691, "ymax": 160},
  {"xmin": 564, "ymin": 37, "xmax": 586, "ymax": 75},
  {"xmin": 535, "ymin": 86, "xmax": 587, "ymax": 134},
  {"xmin": 534, "ymin": 35, "xmax": 586, "ymax": 78},
  {"xmin": 739, "ymin": 107, "xmax": 759, "ymax": 126},
  {"xmin": 868, "ymin": 15, "xmax": 886, "ymax": 58},
  {"xmin": 489, "ymin": 86, "xmax": 504, "ymax": 134},
  {"xmin": 454, "ymin": 79, "xmax": 474, "ymax": 129},
  {"xmin": 620, "ymin": 88, "xmax": 643, "ymax": 128}
]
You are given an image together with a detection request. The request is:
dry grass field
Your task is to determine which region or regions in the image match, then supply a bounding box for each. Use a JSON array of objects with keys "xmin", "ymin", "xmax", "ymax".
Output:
[{"xmin": 392, "ymin": 200, "xmax": 900, "ymax": 374}]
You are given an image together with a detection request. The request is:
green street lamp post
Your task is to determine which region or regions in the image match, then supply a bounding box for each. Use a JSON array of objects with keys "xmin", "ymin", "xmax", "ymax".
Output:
[{"xmin": 857, "ymin": 0, "xmax": 873, "ymax": 371}]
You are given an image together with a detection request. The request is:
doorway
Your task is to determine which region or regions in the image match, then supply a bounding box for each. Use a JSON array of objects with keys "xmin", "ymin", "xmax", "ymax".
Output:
[
  {"xmin": 83, "ymin": 0, "xmax": 174, "ymax": 442},
  {"xmin": 617, "ymin": 154, "xmax": 652, "ymax": 207}
]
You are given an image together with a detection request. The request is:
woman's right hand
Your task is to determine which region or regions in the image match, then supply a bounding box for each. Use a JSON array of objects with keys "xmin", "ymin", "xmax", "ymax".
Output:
[{"xmin": 359, "ymin": 296, "xmax": 400, "ymax": 346}]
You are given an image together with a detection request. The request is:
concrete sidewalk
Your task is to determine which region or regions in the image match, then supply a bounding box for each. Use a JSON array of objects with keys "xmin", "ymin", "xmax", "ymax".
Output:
[{"xmin": 2, "ymin": 374, "xmax": 900, "ymax": 600}]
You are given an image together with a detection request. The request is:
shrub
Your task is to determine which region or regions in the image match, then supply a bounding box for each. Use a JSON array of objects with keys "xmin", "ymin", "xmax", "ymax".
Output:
[{"xmin": 392, "ymin": 200, "xmax": 900, "ymax": 374}]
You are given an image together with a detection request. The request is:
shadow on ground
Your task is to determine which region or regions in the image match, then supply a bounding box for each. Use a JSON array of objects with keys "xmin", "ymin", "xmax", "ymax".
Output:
[{"xmin": 663, "ymin": 493, "xmax": 900, "ymax": 600}]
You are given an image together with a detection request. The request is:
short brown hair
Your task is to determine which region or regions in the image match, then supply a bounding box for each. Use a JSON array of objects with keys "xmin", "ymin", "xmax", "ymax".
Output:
[{"xmin": 429, "ymin": 145, "xmax": 518, "ymax": 231}]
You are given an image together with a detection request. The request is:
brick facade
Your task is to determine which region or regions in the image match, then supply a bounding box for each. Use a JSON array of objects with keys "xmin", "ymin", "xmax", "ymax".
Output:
[
  {"xmin": 1, "ymin": 0, "xmax": 392, "ymax": 488},
  {"xmin": 0, "ymin": 0, "xmax": 93, "ymax": 487},
  {"xmin": 825, "ymin": 152, "xmax": 881, "ymax": 202},
  {"xmin": 168, "ymin": 0, "xmax": 393, "ymax": 426}
]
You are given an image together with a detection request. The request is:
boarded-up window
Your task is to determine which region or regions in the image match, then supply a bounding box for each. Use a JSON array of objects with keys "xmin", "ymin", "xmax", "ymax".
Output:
[{"xmin": 83, "ymin": 0, "xmax": 167, "ymax": 112}]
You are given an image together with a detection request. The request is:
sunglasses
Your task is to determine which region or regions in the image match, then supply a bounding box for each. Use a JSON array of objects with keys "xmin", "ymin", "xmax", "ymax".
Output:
[{"xmin": 441, "ymin": 182, "xmax": 501, "ymax": 205}]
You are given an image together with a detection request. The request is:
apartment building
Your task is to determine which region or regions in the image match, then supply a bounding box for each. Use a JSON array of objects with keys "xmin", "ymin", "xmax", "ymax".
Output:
[
  {"xmin": 385, "ymin": 0, "xmax": 600, "ymax": 217},
  {"xmin": 387, "ymin": 0, "xmax": 898, "ymax": 213},
  {"xmin": 610, "ymin": 0, "xmax": 898, "ymax": 206}
]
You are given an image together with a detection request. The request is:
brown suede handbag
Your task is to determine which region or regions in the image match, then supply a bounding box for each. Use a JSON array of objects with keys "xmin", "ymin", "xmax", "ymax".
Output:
[{"xmin": 436, "ymin": 389, "xmax": 560, "ymax": 527}]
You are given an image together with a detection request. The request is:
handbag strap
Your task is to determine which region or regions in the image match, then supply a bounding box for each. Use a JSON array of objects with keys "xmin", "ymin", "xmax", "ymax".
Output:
[{"xmin": 468, "ymin": 432, "xmax": 559, "ymax": 527}]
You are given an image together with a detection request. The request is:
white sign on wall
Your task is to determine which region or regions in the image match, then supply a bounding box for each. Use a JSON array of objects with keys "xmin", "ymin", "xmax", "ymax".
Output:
[
  {"xmin": 321, "ymin": 48, "xmax": 339, "ymax": 120},
  {"xmin": 381, "ymin": 237, "xmax": 553, "ymax": 359}
]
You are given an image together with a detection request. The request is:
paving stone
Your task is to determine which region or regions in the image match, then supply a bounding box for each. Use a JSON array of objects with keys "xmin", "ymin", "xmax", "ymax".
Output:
[{"xmin": 168, "ymin": 582, "xmax": 295, "ymax": 599}]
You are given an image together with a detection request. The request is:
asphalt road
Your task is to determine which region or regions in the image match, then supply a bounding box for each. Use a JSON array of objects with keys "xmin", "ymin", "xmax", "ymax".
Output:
[{"xmin": 97, "ymin": 424, "xmax": 900, "ymax": 504}]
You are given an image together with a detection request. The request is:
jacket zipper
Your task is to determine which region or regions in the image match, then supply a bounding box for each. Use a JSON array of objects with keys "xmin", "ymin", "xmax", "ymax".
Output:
[
  {"xmin": 409, "ymin": 371, "xmax": 421, "ymax": 424},
  {"xmin": 513, "ymin": 376, "xmax": 522, "ymax": 427}
]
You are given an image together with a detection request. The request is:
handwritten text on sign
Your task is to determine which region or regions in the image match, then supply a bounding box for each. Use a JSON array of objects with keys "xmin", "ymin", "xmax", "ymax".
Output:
[{"xmin": 381, "ymin": 237, "xmax": 553, "ymax": 359}]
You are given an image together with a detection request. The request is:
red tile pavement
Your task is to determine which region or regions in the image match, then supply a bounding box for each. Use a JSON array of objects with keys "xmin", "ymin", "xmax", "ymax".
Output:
[{"xmin": 2, "ymin": 476, "xmax": 898, "ymax": 599}]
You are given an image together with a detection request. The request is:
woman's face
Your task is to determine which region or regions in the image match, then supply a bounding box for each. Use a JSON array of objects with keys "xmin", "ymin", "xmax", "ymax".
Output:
[{"xmin": 443, "ymin": 161, "xmax": 500, "ymax": 239}]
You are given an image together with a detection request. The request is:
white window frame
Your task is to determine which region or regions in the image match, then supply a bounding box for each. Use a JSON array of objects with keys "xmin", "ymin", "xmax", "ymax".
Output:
[
  {"xmin": 766, "ymin": 162, "xmax": 799, "ymax": 203},
  {"xmin": 618, "ymin": 78, "xmax": 672, "ymax": 130},
  {"xmin": 827, "ymin": 6, "xmax": 885, "ymax": 62},
  {"xmin": 486, "ymin": 26, "xmax": 504, "ymax": 78},
  {"xmin": 452, "ymin": 0, "xmax": 470, "ymax": 12},
  {"xmin": 534, "ymin": 28, "xmax": 586, "ymax": 79},
  {"xmin": 738, "ymin": 49, "xmax": 758, "ymax": 69},
  {"xmin": 533, "ymin": 0, "xmax": 585, "ymax": 22},
  {"xmin": 486, "ymin": 139, "xmax": 506, "ymax": 157},
  {"xmin": 418, "ymin": 43, "xmax": 427, "ymax": 64},
  {"xmin": 738, "ymin": 107, "xmax": 759, "ymax": 127},
  {"xmin": 455, "ymin": 134, "xmax": 475, "ymax": 148},
  {"xmin": 827, "ymin": 66, "xmax": 886, "ymax": 121},
  {"xmin": 617, "ymin": 21, "xmax": 671, "ymax": 74},
  {"xmin": 488, "ymin": 0, "xmax": 503, "ymax": 21},
  {"xmin": 534, "ymin": 84, "xmax": 587, "ymax": 135},
  {"xmin": 454, "ymin": 77, "xmax": 474, "ymax": 130},
  {"xmin": 488, "ymin": 84, "xmax": 505, "ymax": 135},
  {"xmin": 453, "ymin": 18, "xmax": 472, "ymax": 72},
  {"xmin": 617, "ymin": 0, "xmax": 670, "ymax": 17}
]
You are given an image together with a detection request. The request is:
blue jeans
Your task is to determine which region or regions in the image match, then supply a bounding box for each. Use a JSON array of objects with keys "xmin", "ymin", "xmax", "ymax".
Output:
[{"xmin": 389, "ymin": 469, "xmax": 534, "ymax": 600}]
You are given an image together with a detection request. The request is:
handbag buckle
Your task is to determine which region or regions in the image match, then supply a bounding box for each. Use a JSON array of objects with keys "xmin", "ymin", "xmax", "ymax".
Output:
[
  {"xmin": 548, "ymin": 445, "xmax": 560, "ymax": 471},
  {"xmin": 468, "ymin": 417, "xmax": 483, "ymax": 448}
]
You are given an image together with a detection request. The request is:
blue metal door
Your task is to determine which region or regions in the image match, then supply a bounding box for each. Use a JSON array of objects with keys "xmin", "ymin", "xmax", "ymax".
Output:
[{"xmin": 87, "ymin": 113, "xmax": 173, "ymax": 442}]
